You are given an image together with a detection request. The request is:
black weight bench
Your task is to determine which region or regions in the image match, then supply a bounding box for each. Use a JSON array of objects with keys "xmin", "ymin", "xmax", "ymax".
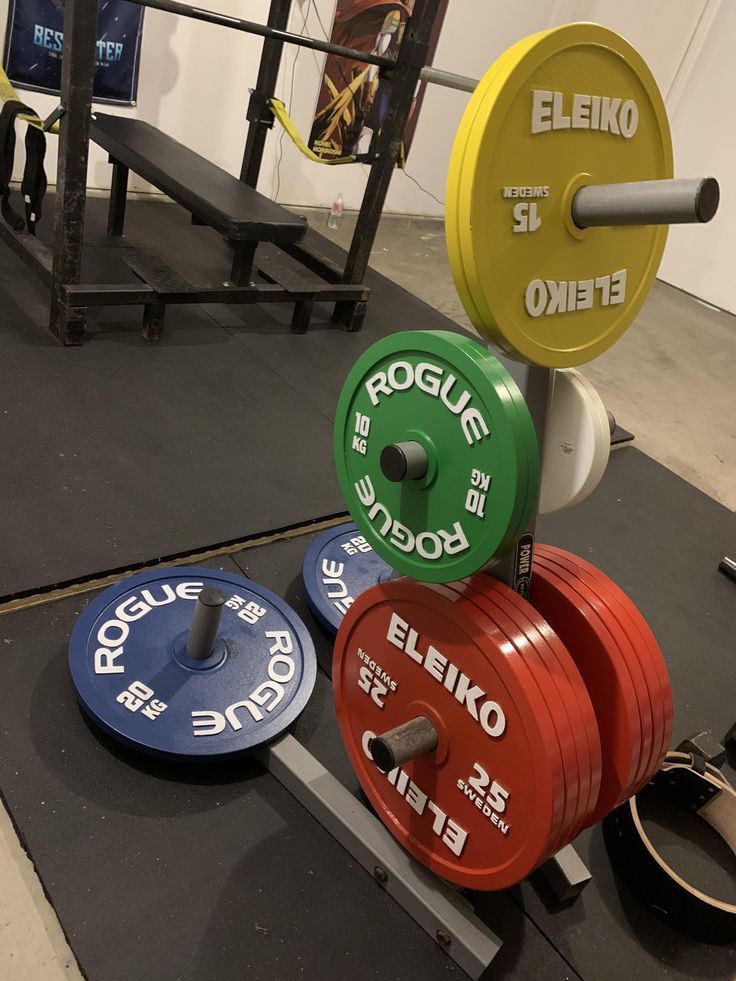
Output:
[{"xmin": 89, "ymin": 112, "xmax": 307, "ymax": 286}]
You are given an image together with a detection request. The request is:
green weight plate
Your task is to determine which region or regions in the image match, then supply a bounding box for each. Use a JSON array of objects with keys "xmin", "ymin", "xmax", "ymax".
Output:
[{"xmin": 334, "ymin": 330, "xmax": 539, "ymax": 583}]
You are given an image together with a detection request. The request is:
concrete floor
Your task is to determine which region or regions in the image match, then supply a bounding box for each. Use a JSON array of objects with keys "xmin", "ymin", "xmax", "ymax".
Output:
[{"xmin": 1, "ymin": 207, "xmax": 734, "ymax": 981}]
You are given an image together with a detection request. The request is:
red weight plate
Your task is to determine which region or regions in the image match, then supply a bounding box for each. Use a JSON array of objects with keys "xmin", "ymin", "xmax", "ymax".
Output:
[
  {"xmin": 545, "ymin": 546, "xmax": 673, "ymax": 786},
  {"xmin": 333, "ymin": 579, "xmax": 564, "ymax": 889},
  {"xmin": 504, "ymin": 587, "xmax": 604, "ymax": 837},
  {"xmin": 424, "ymin": 582, "xmax": 568, "ymax": 869},
  {"xmin": 530, "ymin": 559, "xmax": 643, "ymax": 824},
  {"xmin": 462, "ymin": 576, "xmax": 603, "ymax": 843},
  {"xmin": 480, "ymin": 583, "xmax": 601, "ymax": 847},
  {"xmin": 435, "ymin": 580, "xmax": 575, "ymax": 855},
  {"xmin": 537, "ymin": 546, "xmax": 673, "ymax": 787},
  {"xmin": 535, "ymin": 551, "xmax": 655, "ymax": 799},
  {"xmin": 535, "ymin": 546, "xmax": 660, "ymax": 793},
  {"xmin": 444, "ymin": 577, "xmax": 589, "ymax": 853}
]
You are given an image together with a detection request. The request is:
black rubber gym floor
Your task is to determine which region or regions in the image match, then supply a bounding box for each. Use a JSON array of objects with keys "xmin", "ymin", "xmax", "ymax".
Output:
[
  {"xmin": 0, "ymin": 196, "xmax": 463, "ymax": 601},
  {"xmin": 0, "ymin": 448, "xmax": 734, "ymax": 980}
]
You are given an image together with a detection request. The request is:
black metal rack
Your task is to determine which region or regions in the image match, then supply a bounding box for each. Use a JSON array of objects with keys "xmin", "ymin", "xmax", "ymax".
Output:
[{"xmin": 0, "ymin": 0, "xmax": 445, "ymax": 344}]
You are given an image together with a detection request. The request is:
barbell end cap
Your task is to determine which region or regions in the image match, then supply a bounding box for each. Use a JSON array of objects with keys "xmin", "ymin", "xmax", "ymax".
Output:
[
  {"xmin": 197, "ymin": 587, "xmax": 227, "ymax": 610},
  {"xmin": 695, "ymin": 177, "xmax": 720, "ymax": 223},
  {"xmin": 380, "ymin": 441, "xmax": 428, "ymax": 482}
]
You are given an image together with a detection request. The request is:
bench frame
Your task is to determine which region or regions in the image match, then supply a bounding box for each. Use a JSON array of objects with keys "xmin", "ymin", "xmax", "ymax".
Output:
[
  {"xmin": 0, "ymin": 0, "xmax": 441, "ymax": 343},
  {"xmin": 105, "ymin": 157, "xmax": 262, "ymax": 289}
]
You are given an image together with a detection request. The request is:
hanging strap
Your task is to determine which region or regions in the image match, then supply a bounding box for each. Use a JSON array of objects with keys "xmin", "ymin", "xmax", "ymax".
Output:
[
  {"xmin": 22, "ymin": 121, "xmax": 47, "ymax": 233},
  {"xmin": 0, "ymin": 64, "xmax": 59, "ymax": 132},
  {"xmin": 268, "ymin": 97, "xmax": 356, "ymax": 165},
  {"xmin": 0, "ymin": 99, "xmax": 49, "ymax": 234}
]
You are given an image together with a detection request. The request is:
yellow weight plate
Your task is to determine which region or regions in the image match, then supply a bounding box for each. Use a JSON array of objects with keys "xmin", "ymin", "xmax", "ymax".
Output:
[
  {"xmin": 446, "ymin": 43, "xmax": 522, "ymax": 329},
  {"xmin": 447, "ymin": 34, "xmax": 548, "ymax": 333},
  {"xmin": 452, "ymin": 24, "xmax": 673, "ymax": 367}
]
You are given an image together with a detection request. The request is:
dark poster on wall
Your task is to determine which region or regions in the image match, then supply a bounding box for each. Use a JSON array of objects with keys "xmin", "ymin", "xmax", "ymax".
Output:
[
  {"xmin": 308, "ymin": 0, "xmax": 449, "ymax": 166},
  {"xmin": 3, "ymin": 0, "xmax": 145, "ymax": 105}
]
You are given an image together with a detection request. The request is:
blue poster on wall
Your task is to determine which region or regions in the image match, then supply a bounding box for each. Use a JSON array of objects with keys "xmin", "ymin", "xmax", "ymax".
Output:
[{"xmin": 3, "ymin": 0, "xmax": 144, "ymax": 105}]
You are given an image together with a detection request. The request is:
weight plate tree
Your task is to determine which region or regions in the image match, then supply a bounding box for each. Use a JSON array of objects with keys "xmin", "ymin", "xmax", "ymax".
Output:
[
  {"xmin": 539, "ymin": 368, "xmax": 610, "ymax": 514},
  {"xmin": 302, "ymin": 522, "xmax": 394, "ymax": 634},
  {"xmin": 69, "ymin": 566, "xmax": 317, "ymax": 760},
  {"xmin": 333, "ymin": 330, "xmax": 539, "ymax": 583},
  {"xmin": 446, "ymin": 24, "xmax": 674, "ymax": 366},
  {"xmin": 325, "ymin": 16, "xmax": 709, "ymax": 903}
]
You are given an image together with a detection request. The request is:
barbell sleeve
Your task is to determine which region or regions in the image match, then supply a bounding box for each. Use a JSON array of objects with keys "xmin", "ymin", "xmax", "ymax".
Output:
[
  {"xmin": 572, "ymin": 177, "xmax": 720, "ymax": 229},
  {"xmin": 370, "ymin": 716, "xmax": 439, "ymax": 772},
  {"xmin": 186, "ymin": 588, "xmax": 226, "ymax": 660},
  {"xmin": 419, "ymin": 66, "xmax": 478, "ymax": 93},
  {"xmin": 380, "ymin": 441, "xmax": 428, "ymax": 482}
]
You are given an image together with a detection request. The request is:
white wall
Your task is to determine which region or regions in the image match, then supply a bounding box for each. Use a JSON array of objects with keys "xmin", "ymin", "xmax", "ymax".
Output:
[{"xmin": 656, "ymin": 0, "xmax": 734, "ymax": 312}]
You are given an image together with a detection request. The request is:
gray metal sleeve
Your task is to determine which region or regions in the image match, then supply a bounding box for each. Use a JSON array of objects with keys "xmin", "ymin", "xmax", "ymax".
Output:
[
  {"xmin": 572, "ymin": 177, "xmax": 720, "ymax": 228},
  {"xmin": 420, "ymin": 66, "xmax": 477, "ymax": 92}
]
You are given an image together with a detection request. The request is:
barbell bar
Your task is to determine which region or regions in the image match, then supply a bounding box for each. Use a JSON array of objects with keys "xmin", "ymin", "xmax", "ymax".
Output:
[{"xmin": 127, "ymin": 0, "xmax": 480, "ymax": 91}]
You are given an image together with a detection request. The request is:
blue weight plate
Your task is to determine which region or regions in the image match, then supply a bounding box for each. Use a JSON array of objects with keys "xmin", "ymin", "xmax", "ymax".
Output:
[
  {"xmin": 302, "ymin": 522, "xmax": 395, "ymax": 634},
  {"xmin": 69, "ymin": 566, "xmax": 317, "ymax": 761}
]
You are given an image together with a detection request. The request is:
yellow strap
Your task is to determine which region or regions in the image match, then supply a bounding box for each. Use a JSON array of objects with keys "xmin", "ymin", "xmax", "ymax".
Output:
[
  {"xmin": 269, "ymin": 97, "xmax": 355, "ymax": 165},
  {"xmin": 0, "ymin": 64, "xmax": 59, "ymax": 134}
]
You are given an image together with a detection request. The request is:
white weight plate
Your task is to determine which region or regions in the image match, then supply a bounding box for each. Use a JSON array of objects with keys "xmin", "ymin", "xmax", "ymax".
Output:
[
  {"xmin": 565, "ymin": 369, "xmax": 611, "ymax": 508},
  {"xmin": 539, "ymin": 369, "xmax": 610, "ymax": 514}
]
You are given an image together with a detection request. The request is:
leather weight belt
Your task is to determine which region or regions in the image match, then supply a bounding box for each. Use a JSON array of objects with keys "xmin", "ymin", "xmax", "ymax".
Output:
[
  {"xmin": 603, "ymin": 750, "xmax": 736, "ymax": 942},
  {"xmin": 0, "ymin": 99, "xmax": 48, "ymax": 235}
]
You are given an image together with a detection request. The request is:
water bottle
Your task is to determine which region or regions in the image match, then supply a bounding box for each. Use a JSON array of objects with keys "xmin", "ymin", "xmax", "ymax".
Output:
[{"xmin": 327, "ymin": 192, "xmax": 344, "ymax": 229}]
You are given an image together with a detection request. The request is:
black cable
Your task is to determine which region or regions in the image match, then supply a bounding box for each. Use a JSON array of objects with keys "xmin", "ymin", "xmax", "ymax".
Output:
[
  {"xmin": 274, "ymin": 0, "xmax": 311, "ymax": 199},
  {"xmin": 311, "ymin": 1, "xmax": 330, "ymax": 42},
  {"xmin": 402, "ymin": 167, "xmax": 444, "ymax": 208}
]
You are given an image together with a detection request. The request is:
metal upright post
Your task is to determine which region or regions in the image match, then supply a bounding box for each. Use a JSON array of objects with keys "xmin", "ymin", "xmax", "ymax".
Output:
[
  {"xmin": 334, "ymin": 0, "xmax": 442, "ymax": 326},
  {"xmin": 240, "ymin": 0, "xmax": 293, "ymax": 188},
  {"xmin": 49, "ymin": 0, "xmax": 98, "ymax": 345}
]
